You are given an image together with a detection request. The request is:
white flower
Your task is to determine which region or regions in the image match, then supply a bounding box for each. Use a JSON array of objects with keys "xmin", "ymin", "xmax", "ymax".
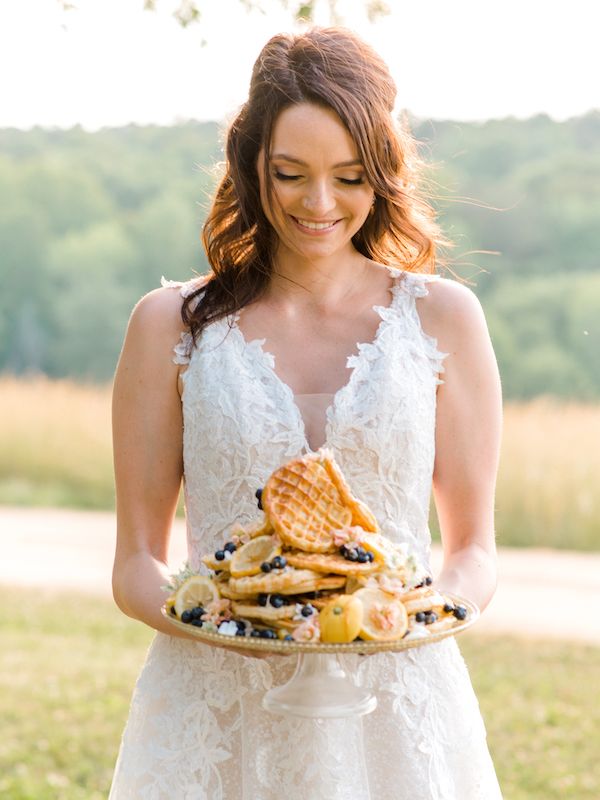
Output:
[{"xmin": 217, "ymin": 620, "xmax": 238, "ymax": 637}]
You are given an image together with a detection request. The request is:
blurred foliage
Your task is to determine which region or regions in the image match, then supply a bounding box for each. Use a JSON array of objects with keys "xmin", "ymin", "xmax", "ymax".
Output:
[
  {"xmin": 0, "ymin": 112, "xmax": 599, "ymax": 396},
  {"xmin": 58, "ymin": 1, "xmax": 391, "ymax": 28}
]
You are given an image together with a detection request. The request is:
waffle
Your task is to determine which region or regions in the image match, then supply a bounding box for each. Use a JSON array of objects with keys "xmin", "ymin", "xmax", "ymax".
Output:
[
  {"xmin": 261, "ymin": 454, "xmax": 352, "ymax": 553},
  {"xmin": 231, "ymin": 601, "xmax": 298, "ymax": 622},
  {"xmin": 294, "ymin": 591, "xmax": 344, "ymax": 610},
  {"xmin": 166, "ymin": 451, "xmax": 472, "ymax": 645},
  {"xmin": 285, "ymin": 550, "xmax": 379, "ymax": 576},
  {"xmin": 401, "ymin": 587, "xmax": 447, "ymax": 615},
  {"xmin": 320, "ymin": 453, "xmax": 378, "ymax": 533},
  {"xmin": 227, "ymin": 567, "xmax": 322, "ymax": 595},
  {"xmin": 202, "ymin": 554, "xmax": 231, "ymax": 572}
]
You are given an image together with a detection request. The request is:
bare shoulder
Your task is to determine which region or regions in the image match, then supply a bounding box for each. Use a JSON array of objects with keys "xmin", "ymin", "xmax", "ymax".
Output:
[
  {"xmin": 415, "ymin": 277, "xmax": 489, "ymax": 352},
  {"xmin": 128, "ymin": 285, "xmax": 186, "ymax": 341},
  {"xmin": 116, "ymin": 286, "xmax": 191, "ymax": 383}
]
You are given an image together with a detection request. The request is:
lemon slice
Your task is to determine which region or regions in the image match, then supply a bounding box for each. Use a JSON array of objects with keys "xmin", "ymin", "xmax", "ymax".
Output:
[
  {"xmin": 229, "ymin": 535, "xmax": 282, "ymax": 578},
  {"xmin": 353, "ymin": 587, "xmax": 408, "ymax": 641},
  {"xmin": 173, "ymin": 575, "xmax": 219, "ymax": 617},
  {"xmin": 319, "ymin": 594, "xmax": 364, "ymax": 643}
]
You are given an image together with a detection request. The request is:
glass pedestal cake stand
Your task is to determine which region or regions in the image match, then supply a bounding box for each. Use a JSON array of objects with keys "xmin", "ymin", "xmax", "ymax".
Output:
[{"xmin": 163, "ymin": 593, "xmax": 478, "ymax": 719}]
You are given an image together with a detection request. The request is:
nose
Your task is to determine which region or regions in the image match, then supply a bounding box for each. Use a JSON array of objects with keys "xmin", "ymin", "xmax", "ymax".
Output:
[{"xmin": 301, "ymin": 180, "xmax": 336, "ymax": 215}]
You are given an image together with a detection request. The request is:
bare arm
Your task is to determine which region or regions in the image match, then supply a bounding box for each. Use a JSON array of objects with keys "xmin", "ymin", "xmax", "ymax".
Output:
[
  {"xmin": 112, "ymin": 287, "xmax": 273, "ymax": 657},
  {"xmin": 111, "ymin": 287, "xmax": 194, "ymax": 638},
  {"xmin": 418, "ymin": 279, "xmax": 502, "ymax": 612}
]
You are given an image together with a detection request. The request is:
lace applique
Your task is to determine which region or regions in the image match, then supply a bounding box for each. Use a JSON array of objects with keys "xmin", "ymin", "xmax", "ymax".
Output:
[
  {"xmin": 398, "ymin": 271, "xmax": 449, "ymax": 384},
  {"xmin": 160, "ymin": 275, "xmax": 204, "ymax": 299},
  {"xmin": 161, "ymin": 276, "xmax": 207, "ymax": 366}
]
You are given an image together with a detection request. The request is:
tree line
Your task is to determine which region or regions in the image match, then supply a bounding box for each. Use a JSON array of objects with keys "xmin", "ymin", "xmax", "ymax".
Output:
[{"xmin": 0, "ymin": 111, "xmax": 598, "ymax": 398}]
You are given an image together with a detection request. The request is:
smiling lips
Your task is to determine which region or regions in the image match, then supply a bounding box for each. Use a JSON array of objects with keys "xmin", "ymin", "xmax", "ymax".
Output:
[{"xmin": 292, "ymin": 216, "xmax": 340, "ymax": 233}]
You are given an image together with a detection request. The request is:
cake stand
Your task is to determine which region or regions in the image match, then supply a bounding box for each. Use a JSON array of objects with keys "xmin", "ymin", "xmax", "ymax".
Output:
[{"xmin": 163, "ymin": 593, "xmax": 478, "ymax": 719}]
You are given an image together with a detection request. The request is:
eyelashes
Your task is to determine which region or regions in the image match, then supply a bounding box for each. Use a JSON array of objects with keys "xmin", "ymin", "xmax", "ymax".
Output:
[
  {"xmin": 273, "ymin": 171, "xmax": 365, "ymax": 186},
  {"xmin": 273, "ymin": 171, "xmax": 300, "ymax": 181}
]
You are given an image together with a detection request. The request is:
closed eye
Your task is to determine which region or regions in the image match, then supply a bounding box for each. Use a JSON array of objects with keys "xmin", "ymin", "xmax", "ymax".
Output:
[
  {"xmin": 273, "ymin": 171, "xmax": 301, "ymax": 181},
  {"xmin": 338, "ymin": 177, "xmax": 365, "ymax": 185}
]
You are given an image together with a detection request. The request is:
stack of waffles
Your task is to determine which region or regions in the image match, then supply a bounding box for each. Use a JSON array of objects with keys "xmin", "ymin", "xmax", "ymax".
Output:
[{"xmin": 165, "ymin": 451, "xmax": 469, "ymax": 643}]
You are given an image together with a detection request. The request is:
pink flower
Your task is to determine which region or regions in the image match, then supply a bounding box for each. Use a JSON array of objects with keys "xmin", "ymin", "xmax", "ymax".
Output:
[
  {"xmin": 291, "ymin": 617, "xmax": 321, "ymax": 642},
  {"xmin": 202, "ymin": 598, "xmax": 233, "ymax": 625}
]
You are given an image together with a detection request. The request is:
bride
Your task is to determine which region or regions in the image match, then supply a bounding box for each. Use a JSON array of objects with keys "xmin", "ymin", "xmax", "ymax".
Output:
[{"xmin": 110, "ymin": 26, "xmax": 503, "ymax": 799}]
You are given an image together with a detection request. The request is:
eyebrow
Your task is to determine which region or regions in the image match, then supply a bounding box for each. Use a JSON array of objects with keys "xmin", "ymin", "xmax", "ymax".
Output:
[{"xmin": 270, "ymin": 154, "xmax": 363, "ymax": 169}]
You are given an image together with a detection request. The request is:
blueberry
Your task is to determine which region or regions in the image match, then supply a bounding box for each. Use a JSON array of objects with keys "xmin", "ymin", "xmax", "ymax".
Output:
[
  {"xmin": 301, "ymin": 604, "xmax": 315, "ymax": 617},
  {"xmin": 339, "ymin": 545, "xmax": 348, "ymax": 556},
  {"xmin": 191, "ymin": 606, "xmax": 204, "ymax": 619},
  {"xmin": 223, "ymin": 541, "xmax": 237, "ymax": 553},
  {"xmin": 425, "ymin": 612, "xmax": 437, "ymax": 625},
  {"xmin": 347, "ymin": 549, "xmax": 359, "ymax": 562},
  {"xmin": 453, "ymin": 605, "xmax": 467, "ymax": 621},
  {"xmin": 181, "ymin": 610, "xmax": 193, "ymax": 623},
  {"xmin": 191, "ymin": 618, "xmax": 203, "ymax": 627},
  {"xmin": 415, "ymin": 611, "xmax": 426, "ymax": 623},
  {"xmin": 258, "ymin": 593, "xmax": 268, "ymax": 607},
  {"xmin": 425, "ymin": 576, "xmax": 433, "ymax": 586},
  {"xmin": 271, "ymin": 555, "xmax": 287, "ymax": 570},
  {"xmin": 284, "ymin": 634, "xmax": 294, "ymax": 641},
  {"xmin": 357, "ymin": 552, "xmax": 369, "ymax": 563},
  {"xmin": 236, "ymin": 620, "xmax": 247, "ymax": 631},
  {"xmin": 251, "ymin": 629, "xmax": 262, "ymax": 637},
  {"xmin": 365, "ymin": 551, "xmax": 374, "ymax": 562},
  {"xmin": 235, "ymin": 628, "xmax": 246, "ymax": 636},
  {"xmin": 443, "ymin": 603, "xmax": 455, "ymax": 614},
  {"xmin": 261, "ymin": 629, "xmax": 277, "ymax": 639},
  {"xmin": 356, "ymin": 547, "xmax": 367, "ymax": 556},
  {"xmin": 255, "ymin": 488, "xmax": 263, "ymax": 510},
  {"xmin": 271, "ymin": 595, "xmax": 284, "ymax": 608},
  {"xmin": 260, "ymin": 561, "xmax": 272, "ymax": 573},
  {"xmin": 215, "ymin": 550, "xmax": 226, "ymax": 561}
]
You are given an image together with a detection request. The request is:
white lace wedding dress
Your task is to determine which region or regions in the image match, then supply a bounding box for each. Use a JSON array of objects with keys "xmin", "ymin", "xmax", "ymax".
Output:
[{"xmin": 109, "ymin": 270, "xmax": 502, "ymax": 799}]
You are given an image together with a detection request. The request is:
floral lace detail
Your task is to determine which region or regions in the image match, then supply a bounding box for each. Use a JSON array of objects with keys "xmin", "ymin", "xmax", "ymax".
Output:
[
  {"xmin": 110, "ymin": 271, "xmax": 502, "ymax": 799},
  {"xmin": 160, "ymin": 276, "xmax": 207, "ymax": 365}
]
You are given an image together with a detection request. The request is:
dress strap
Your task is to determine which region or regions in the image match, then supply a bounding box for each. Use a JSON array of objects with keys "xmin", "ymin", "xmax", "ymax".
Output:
[
  {"xmin": 390, "ymin": 270, "xmax": 448, "ymax": 384},
  {"xmin": 160, "ymin": 276, "xmax": 207, "ymax": 366},
  {"xmin": 397, "ymin": 270, "xmax": 441, "ymax": 298}
]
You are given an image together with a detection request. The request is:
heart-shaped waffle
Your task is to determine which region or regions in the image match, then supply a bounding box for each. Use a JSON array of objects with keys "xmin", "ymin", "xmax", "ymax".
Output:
[
  {"xmin": 320, "ymin": 452, "xmax": 379, "ymax": 533},
  {"xmin": 262, "ymin": 454, "xmax": 352, "ymax": 553}
]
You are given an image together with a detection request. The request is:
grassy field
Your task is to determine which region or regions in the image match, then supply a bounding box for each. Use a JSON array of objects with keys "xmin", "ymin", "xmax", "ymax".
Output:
[
  {"xmin": 0, "ymin": 586, "xmax": 598, "ymax": 799},
  {"xmin": 1, "ymin": 376, "xmax": 599, "ymax": 549}
]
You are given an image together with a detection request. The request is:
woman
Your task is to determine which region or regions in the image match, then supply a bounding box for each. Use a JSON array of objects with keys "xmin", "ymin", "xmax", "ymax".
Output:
[{"xmin": 110, "ymin": 27, "xmax": 503, "ymax": 799}]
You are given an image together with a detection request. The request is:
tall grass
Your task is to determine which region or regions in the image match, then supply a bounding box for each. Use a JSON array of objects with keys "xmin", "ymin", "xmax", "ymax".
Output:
[
  {"xmin": 1, "ymin": 377, "xmax": 599, "ymax": 550},
  {"xmin": 0, "ymin": 377, "xmax": 113, "ymax": 509},
  {"xmin": 497, "ymin": 400, "xmax": 600, "ymax": 550}
]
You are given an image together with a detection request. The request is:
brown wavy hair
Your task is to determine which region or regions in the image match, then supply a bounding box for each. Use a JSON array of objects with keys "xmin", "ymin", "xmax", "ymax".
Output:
[{"xmin": 182, "ymin": 27, "xmax": 448, "ymax": 342}]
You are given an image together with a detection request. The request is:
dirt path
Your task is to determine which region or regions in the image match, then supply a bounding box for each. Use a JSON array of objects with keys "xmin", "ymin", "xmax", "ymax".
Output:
[{"xmin": 2, "ymin": 506, "xmax": 599, "ymax": 645}]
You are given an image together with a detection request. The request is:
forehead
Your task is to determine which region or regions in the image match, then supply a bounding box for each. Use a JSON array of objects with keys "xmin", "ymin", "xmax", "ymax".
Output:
[{"xmin": 269, "ymin": 103, "xmax": 360, "ymax": 163}]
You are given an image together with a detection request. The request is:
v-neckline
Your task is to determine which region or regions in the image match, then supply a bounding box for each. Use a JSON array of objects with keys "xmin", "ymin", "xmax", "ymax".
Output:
[{"xmin": 230, "ymin": 268, "xmax": 402, "ymax": 454}]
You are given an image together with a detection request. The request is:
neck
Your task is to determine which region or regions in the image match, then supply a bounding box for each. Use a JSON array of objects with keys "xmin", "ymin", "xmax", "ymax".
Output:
[{"xmin": 268, "ymin": 244, "xmax": 369, "ymax": 308}]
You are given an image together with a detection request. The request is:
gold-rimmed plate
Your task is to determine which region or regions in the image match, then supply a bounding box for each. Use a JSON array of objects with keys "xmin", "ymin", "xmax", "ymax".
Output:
[{"xmin": 161, "ymin": 592, "xmax": 479, "ymax": 655}]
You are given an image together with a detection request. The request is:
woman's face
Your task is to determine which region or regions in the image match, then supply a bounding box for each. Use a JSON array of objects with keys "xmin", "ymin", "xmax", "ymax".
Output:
[{"xmin": 257, "ymin": 103, "xmax": 375, "ymax": 262}]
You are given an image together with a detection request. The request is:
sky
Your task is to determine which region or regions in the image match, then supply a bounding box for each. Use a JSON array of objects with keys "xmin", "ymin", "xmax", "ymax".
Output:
[{"xmin": 1, "ymin": 0, "xmax": 599, "ymax": 130}]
